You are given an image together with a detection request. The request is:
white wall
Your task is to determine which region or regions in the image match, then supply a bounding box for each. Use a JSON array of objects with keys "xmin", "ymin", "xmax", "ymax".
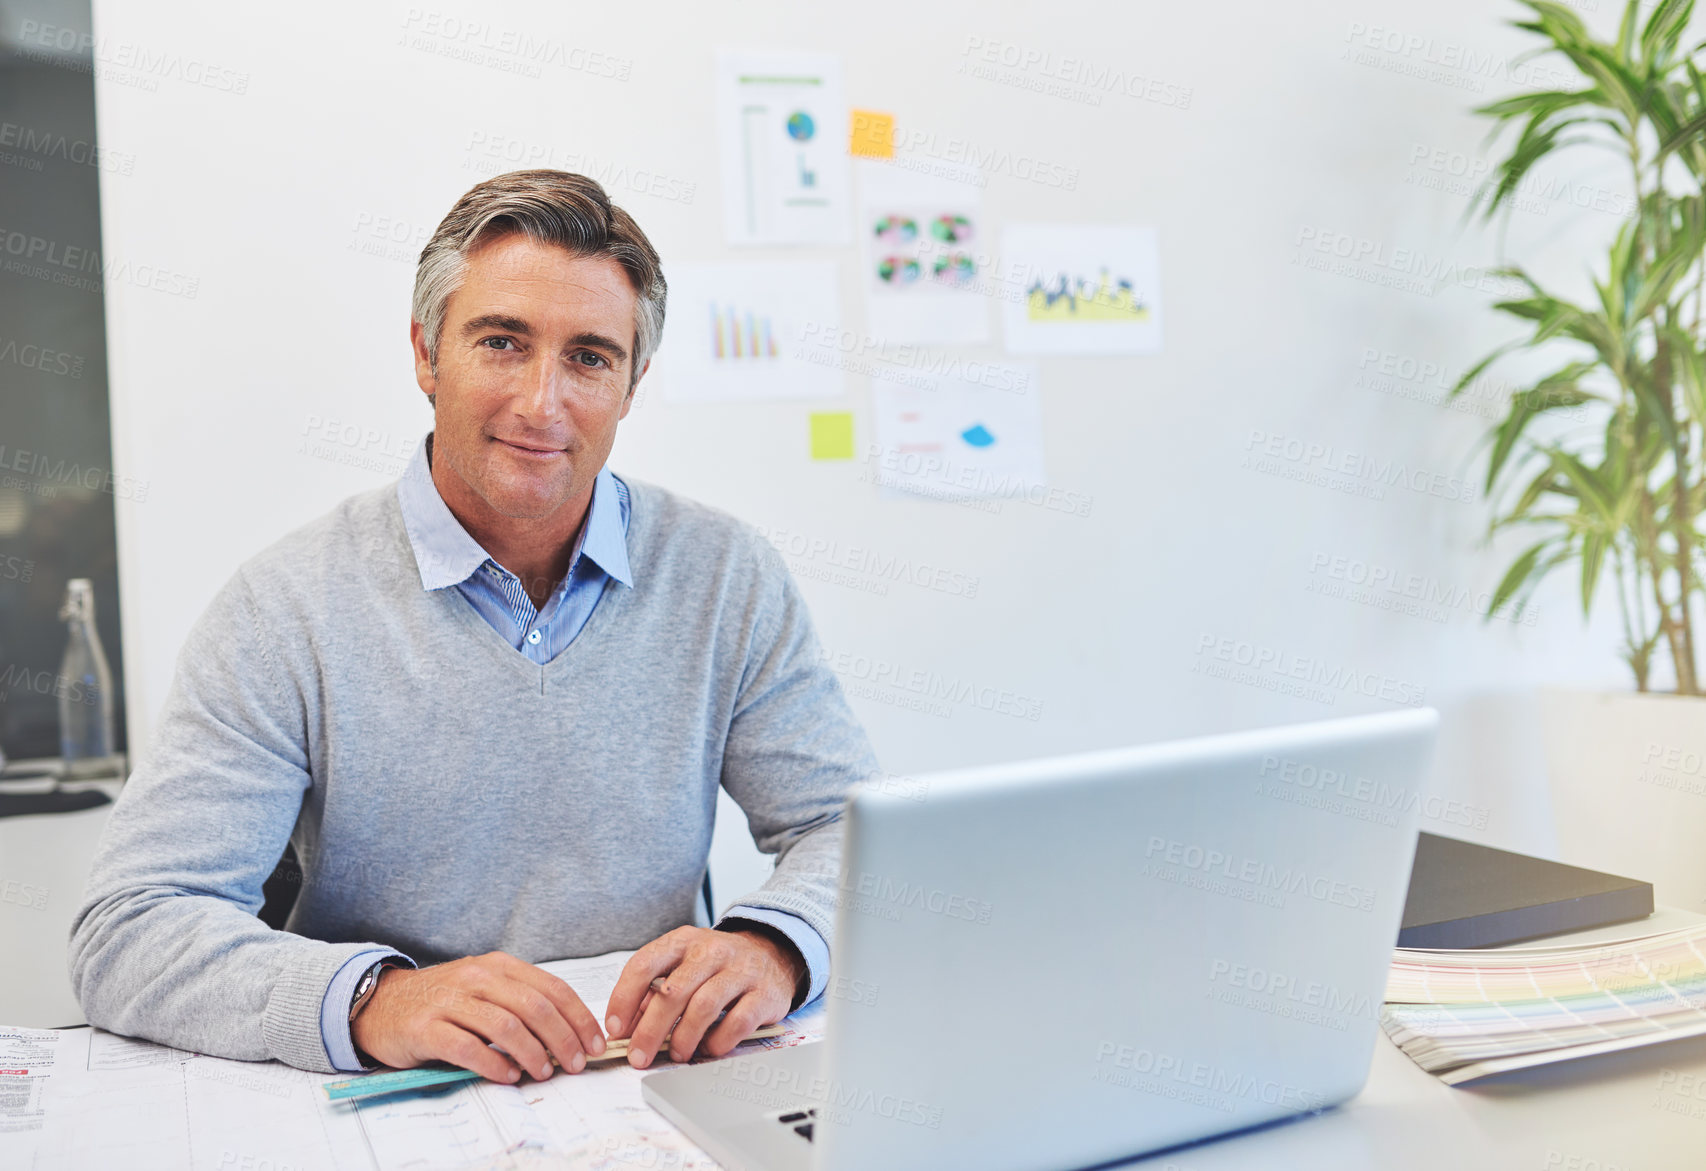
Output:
[{"xmin": 88, "ymin": 0, "xmax": 1643, "ymax": 898}]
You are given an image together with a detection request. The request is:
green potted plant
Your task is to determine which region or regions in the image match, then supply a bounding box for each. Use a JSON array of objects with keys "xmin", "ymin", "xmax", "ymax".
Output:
[{"xmin": 1462, "ymin": 0, "xmax": 1706, "ymax": 906}]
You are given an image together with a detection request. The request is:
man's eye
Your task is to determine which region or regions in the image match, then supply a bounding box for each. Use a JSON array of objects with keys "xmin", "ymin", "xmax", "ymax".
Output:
[
  {"xmin": 573, "ymin": 351, "xmax": 609, "ymax": 368},
  {"xmin": 481, "ymin": 337, "xmax": 517, "ymax": 351}
]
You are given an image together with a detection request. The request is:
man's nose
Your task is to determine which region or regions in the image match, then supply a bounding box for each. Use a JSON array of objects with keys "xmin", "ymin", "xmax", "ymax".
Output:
[{"xmin": 513, "ymin": 355, "xmax": 567, "ymax": 427}]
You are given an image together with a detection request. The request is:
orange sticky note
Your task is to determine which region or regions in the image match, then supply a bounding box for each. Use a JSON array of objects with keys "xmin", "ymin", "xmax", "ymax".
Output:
[{"xmin": 850, "ymin": 109, "xmax": 895, "ymax": 158}]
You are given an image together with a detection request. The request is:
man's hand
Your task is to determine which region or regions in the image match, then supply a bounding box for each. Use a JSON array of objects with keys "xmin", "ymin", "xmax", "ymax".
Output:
[
  {"xmin": 604, "ymin": 926, "xmax": 804, "ymax": 1069},
  {"xmin": 349, "ymin": 952, "xmax": 607, "ymax": 1083}
]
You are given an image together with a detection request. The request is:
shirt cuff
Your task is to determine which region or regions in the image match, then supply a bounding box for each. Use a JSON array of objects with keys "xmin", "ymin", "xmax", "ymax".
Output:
[
  {"xmin": 718, "ymin": 905, "xmax": 829, "ymax": 1009},
  {"xmin": 320, "ymin": 949, "xmax": 414, "ymax": 1072}
]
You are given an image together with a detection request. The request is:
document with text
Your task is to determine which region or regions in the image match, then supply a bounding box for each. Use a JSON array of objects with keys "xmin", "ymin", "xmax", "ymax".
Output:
[{"xmin": 0, "ymin": 951, "xmax": 827, "ymax": 1169}]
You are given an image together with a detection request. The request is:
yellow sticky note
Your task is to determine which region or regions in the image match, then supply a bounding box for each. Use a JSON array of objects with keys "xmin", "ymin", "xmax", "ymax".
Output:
[
  {"xmin": 810, "ymin": 412, "xmax": 855, "ymax": 460},
  {"xmin": 849, "ymin": 110, "xmax": 895, "ymax": 158}
]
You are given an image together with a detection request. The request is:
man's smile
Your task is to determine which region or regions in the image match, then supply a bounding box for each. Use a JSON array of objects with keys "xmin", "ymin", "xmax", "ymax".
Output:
[{"xmin": 495, "ymin": 437, "xmax": 567, "ymax": 460}]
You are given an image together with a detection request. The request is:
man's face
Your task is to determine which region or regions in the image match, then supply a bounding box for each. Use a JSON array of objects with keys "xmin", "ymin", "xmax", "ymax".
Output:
[{"xmin": 411, "ymin": 232, "xmax": 644, "ymax": 521}]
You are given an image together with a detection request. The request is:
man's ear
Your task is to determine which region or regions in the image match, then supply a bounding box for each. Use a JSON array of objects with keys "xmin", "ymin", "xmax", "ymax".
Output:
[{"xmin": 410, "ymin": 320, "xmax": 437, "ymax": 402}]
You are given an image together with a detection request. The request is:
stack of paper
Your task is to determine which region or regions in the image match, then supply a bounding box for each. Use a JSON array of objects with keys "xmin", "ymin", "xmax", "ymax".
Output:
[{"xmin": 1382, "ymin": 923, "xmax": 1706, "ymax": 1084}]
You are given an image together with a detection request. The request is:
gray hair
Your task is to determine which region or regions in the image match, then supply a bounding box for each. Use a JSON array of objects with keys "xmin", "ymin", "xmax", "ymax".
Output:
[{"xmin": 412, "ymin": 169, "xmax": 667, "ymax": 389}]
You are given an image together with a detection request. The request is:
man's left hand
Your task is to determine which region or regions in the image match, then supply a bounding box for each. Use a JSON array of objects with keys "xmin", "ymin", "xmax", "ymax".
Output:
[{"xmin": 604, "ymin": 926, "xmax": 803, "ymax": 1068}]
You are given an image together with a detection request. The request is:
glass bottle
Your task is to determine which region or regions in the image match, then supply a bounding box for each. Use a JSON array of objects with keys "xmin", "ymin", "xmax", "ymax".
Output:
[{"xmin": 58, "ymin": 578, "xmax": 114, "ymax": 775}]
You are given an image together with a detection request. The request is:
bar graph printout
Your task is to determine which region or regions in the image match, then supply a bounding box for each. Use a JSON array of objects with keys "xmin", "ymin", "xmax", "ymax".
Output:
[
  {"xmin": 0, "ymin": 951, "xmax": 826, "ymax": 1169},
  {"xmin": 1382, "ymin": 923, "xmax": 1706, "ymax": 1085},
  {"xmin": 653, "ymin": 261, "xmax": 844, "ymax": 404}
]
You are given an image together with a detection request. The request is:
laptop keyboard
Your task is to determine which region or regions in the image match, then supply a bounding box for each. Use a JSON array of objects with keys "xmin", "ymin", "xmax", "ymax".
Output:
[{"xmin": 776, "ymin": 1107, "xmax": 817, "ymax": 1141}]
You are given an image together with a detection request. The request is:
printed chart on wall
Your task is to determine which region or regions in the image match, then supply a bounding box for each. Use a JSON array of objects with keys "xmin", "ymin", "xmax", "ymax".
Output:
[
  {"xmin": 717, "ymin": 51, "xmax": 851, "ymax": 246},
  {"xmin": 654, "ymin": 261, "xmax": 844, "ymax": 403},
  {"xmin": 857, "ymin": 160, "xmax": 988, "ymax": 345},
  {"xmin": 870, "ymin": 361, "xmax": 1045, "ymax": 503},
  {"xmin": 1001, "ymin": 224, "xmax": 1164, "ymax": 355}
]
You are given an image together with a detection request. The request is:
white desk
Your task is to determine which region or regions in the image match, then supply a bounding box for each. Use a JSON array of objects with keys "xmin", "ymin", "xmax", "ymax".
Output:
[
  {"xmin": 1138, "ymin": 1022, "xmax": 1706, "ymax": 1171},
  {"xmin": 1132, "ymin": 909, "xmax": 1706, "ymax": 1171},
  {"xmin": 4, "ymin": 916, "xmax": 1705, "ymax": 1169}
]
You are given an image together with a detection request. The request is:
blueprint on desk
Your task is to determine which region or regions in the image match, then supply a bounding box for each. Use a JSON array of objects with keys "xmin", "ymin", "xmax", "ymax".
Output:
[{"xmin": 0, "ymin": 951, "xmax": 827, "ymax": 1170}]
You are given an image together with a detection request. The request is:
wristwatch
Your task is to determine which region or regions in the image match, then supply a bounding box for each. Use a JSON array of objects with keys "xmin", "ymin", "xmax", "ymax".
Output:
[
  {"xmin": 348, "ymin": 959, "xmax": 398, "ymax": 1023},
  {"xmin": 348, "ymin": 958, "xmax": 405, "ymax": 1070}
]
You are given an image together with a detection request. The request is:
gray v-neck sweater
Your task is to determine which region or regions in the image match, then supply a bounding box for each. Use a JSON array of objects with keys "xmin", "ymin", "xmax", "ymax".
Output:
[{"xmin": 67, "ymin": 476, "xmax": 877, "ymax": 1072}]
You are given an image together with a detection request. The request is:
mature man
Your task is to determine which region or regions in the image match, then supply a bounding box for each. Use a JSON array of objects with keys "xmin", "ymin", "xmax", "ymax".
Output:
[{"xmin": 68, "ymin": 170, "xmax": 877, "ymax": 1083}]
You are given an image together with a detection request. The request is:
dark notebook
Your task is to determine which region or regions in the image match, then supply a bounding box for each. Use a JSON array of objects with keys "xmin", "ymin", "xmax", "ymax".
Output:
[{"xmin": 1398, "ymin": 832, "xmax": 1653, "ymax": 949}]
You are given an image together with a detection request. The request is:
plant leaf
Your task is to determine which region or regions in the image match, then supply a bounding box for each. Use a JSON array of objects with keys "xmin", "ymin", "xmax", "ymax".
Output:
[
  {"xmin": 1581, "ymin": 529, "xmax": 1609, "ymax": 614},
  {"xmin": 1487, "ymin": 538, "xmax": 1558, "ymax": 620},
  {"xmin": 1642, "ymin": 0, "xmax": 1695, "ymax": 70}
]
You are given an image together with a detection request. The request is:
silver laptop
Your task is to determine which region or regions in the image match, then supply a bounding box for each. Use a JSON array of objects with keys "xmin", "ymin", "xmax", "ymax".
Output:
[{"xmin": 643, "ymin": 708, "xmax": 1439, "ymax": 1171}]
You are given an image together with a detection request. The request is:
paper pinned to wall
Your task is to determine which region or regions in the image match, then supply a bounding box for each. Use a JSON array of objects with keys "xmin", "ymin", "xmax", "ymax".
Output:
[
  {"xmin": 717, "ymin": 51, "xmax": 852, "ymax": 246},
  {"xmin": 869, "ymin": 361, "xmax": 1044, "ymax": 502},
  {"xmin": 857, "ymin": 161, "xmax": 989, "ymax": 346},
  {"xmin": 1000, "ymin": 224, "xmax": 1164, "ymax": 355},
  {"xmin": 654, "ymin": 261, "xmax": 845, "ymax": 403}
]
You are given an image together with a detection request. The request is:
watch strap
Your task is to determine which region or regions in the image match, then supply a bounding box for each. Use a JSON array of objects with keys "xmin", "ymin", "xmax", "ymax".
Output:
[{"xmin": 347, "ymin": 958, "xmax": 407, "ymax": 1070}]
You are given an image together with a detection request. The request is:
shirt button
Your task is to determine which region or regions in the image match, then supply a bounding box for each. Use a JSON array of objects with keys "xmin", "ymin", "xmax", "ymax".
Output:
[{"xmin": 527, "ymin": 630, "xmax": 542, "ymax": 645}]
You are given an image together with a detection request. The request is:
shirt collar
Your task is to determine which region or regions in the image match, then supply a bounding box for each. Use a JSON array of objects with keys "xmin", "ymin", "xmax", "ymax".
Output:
[
  {"xmin": 577, "ymin": 469, "xmax": 632, "ymax": 587},
  {"xmin": 396, "ymin": 432, "xmax": 632, "ymax": 592}
]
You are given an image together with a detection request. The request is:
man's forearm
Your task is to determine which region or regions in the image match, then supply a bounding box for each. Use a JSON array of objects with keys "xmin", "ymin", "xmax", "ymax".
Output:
[
  {"xmin": 67, "ymin": 571, "xmax": 408, "ymax": 1072},
  {"xmin": 71, "ymin": 880, "xmax": 398, "ymax": 1071},
  {"xmin": 720, "ymin": 818, "xmax": 845, "ymax": 972}
]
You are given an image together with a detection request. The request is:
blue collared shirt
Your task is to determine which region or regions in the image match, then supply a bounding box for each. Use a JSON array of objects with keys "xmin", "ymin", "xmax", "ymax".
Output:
[
  {"xmin": 315, "ymin": 433, "xmax": 827, "ymax": 1071},
  {"xmin": 397, "ymin": 432, "xmax": 634, "ymax": 663}
]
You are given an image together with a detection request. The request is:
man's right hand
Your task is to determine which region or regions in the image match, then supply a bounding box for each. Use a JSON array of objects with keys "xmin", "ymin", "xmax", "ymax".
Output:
[{"xmin": 349, "ymin": 952, "xmax": 607, "ymax": 1083}]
